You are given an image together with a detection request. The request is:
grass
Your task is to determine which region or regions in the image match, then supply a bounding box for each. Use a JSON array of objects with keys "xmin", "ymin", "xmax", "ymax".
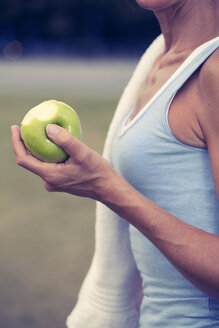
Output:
[{"xmin": 0, "ymin": 84, "xmax": 119, "ymax": 327}]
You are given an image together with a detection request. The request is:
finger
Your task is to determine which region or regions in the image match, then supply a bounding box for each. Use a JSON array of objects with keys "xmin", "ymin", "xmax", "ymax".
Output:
[
  {"xmin": 11, "ymin": 125, "xmax": 28, "ymax": 157},
  {"xmin": 11, "ymin": 125, "xmax": 48, "ymax": 177},
  {"xmin": 46, "ymin": 124, "xmax": 87, "ymax": 161}
]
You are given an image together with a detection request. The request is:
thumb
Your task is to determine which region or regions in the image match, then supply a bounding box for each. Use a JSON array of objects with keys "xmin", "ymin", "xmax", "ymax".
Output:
[{"xmin": 46, "ymin": 124, "xmax": 80, "ymax": 157}]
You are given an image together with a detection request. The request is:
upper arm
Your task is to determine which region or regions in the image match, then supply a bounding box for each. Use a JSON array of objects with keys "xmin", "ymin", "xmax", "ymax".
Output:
[{"xmin": 199, "ymin": 49, "xmax": 219, "ymax": 196}]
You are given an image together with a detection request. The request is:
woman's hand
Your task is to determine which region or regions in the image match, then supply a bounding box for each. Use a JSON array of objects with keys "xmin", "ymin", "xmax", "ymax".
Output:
[{"xmin": 11, "ymin": 124, "xmax": 113, "ymax": 200}]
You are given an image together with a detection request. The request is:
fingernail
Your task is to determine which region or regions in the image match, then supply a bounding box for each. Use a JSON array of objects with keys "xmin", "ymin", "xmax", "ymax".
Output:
[{"xmin": 46, "ymin": 124, "xmax": 60, "ymax": 136}]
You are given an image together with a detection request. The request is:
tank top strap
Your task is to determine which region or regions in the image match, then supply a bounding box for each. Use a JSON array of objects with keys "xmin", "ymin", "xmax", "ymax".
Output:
[
  {"xmin": 119, "ymin": 36, "xmax": 219, "ymax": 138},
  {"xmin": 163, "ymin": 36, "xmax": 219, "ymax": 101}
]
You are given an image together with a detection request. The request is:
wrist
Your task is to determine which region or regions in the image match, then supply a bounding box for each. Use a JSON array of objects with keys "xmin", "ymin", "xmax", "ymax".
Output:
[
  {"xmin": 94, "ymin": 162, "xmax": 138, "ymax": 211},
  {"xmin": 93, "ymin": 161, "xmax": 120, "ymax": 202}
]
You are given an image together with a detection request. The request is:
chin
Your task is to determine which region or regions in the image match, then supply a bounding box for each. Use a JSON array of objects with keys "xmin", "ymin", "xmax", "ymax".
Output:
[{"xmin": 135, "ymin": 0, "xmax": 182, "ymax": 11}]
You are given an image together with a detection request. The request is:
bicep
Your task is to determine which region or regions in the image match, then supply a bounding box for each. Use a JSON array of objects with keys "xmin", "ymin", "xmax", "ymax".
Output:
[{"xmin": 206, "ymin": 139, "xmax": 219, "ymax": 199}]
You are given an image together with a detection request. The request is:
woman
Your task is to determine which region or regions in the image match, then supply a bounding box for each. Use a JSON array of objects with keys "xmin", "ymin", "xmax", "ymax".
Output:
[{"xmin": 12, "ymin": 1, "xmax": 219, "ymax": 327}]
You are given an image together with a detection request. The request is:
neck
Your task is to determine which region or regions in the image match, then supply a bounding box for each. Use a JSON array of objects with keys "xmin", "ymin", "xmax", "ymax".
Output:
[{"xmin": 154, "ymin": 0, "xmax": 219, "ymax": 54}]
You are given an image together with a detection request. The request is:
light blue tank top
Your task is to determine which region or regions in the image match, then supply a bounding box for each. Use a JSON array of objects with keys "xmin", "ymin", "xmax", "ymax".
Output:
[{"xmin": 111, "ymin": 37, "xmax": 219, "ymax": 327}]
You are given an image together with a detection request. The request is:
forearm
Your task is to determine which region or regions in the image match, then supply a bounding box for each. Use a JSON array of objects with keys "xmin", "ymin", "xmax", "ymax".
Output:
[{"xmin": 98, "ymin": 168, "xmax": 219, "ymax": 301}]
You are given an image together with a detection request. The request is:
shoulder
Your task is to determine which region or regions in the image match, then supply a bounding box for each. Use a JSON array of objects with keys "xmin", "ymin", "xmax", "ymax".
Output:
[
  {"xmin": 199, "ymin": 48, "xmax": 219, "ymax": 101},
  {"xmin": 197, "ymin": 48, "xmax": 219, "ymax": 195},
  {"xmin": 198, "ymin": 48, "xmax": 219, "ymax": 143}
]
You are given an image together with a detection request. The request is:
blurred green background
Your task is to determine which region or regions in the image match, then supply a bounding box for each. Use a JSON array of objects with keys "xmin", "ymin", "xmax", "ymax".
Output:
[{"xmin": 0, "ymin": 58, "xmax": 136, "ymax": 327}]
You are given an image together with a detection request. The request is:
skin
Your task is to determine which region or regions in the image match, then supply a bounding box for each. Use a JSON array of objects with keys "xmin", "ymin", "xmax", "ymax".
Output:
[{"xmin": 11, "ymin": 0, "xmax": 219, "ymax": 301}]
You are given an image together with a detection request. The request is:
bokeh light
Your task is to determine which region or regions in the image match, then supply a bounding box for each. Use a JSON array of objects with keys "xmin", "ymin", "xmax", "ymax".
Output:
[{"xmin": 2, "ymin": 40, "xmax": 23, "ymax": 60}]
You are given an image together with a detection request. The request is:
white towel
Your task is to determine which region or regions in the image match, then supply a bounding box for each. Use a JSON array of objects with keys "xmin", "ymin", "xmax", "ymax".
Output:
[{"xmin": 66, "ymin": 35, "xmax": 164, "ymax": 328}]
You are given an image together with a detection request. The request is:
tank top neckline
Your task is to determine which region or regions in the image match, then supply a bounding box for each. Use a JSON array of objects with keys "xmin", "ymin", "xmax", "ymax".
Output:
[{"xmin": 119, "ymin": 36, "xmax": 219, "ymax": 138}]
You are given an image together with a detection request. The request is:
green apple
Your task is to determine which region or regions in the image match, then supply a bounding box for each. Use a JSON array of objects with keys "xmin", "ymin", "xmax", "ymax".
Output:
[{"xmin": 20, "ymin": 100, "xmax": 82, "ymax": 163}]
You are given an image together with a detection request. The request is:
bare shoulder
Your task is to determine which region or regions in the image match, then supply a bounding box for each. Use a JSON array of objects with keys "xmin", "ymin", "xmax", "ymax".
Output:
[
  {"xmin": 199, "ymin": 48, "xmax": 219, "ymax": 101},
  {"xmin": 198, "ymin": 48, "xmax": 219, "ymax": 194},
  {"xmin": 198, "ymin": 48, "xmax": 219, "ymax": 140}
]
